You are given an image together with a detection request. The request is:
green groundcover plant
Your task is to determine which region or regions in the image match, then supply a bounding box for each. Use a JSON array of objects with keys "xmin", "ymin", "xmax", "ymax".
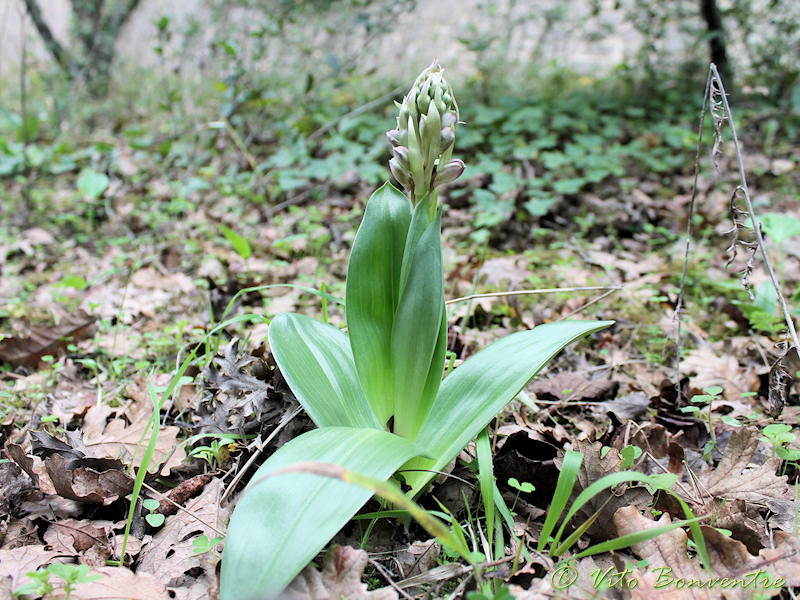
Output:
[{"xmin": 220, "ymin": 62, "xmax": 613, "ymax": 599}]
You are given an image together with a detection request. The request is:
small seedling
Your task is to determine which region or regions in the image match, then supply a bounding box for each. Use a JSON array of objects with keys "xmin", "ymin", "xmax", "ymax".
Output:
[
  {"xmin": 14, "ymin": 563, "xmax": 101, "ymax": 600},
  {"xmin": 681, "ymin": 385, "xmax": 723, "ymax": 458},
  {"xmin": 507, "ymin": 477, "xmax": 534, "ymax": 493},
  {"xmin": 193, "ymin": 534, "xmax": 224, "ymax": 555},
  {"xmin": 619, "ymin": 445, "xmax": 643, "ymax": 469},
  {"xmin": 189, "ymin": 434, "xmax": 239, "ymax": 469},
  {"xmin": 219, "ymin": 224, "xmax": 252, "ymax": 260},
  {"xmin": 761, "ymin": 424, "xmax": 800, "ymax": 462},
  {"xmin": 142, "ymin": 498, "xmax": 165, "ymax": 528}
]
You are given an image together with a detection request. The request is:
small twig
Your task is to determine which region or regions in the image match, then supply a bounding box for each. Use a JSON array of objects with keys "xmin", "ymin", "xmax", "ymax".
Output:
[
  {"xmin": 368, "ymin": 559, "xmax": 414, "ymax": 600},
  {"xmin": 446, "ymin": 286, "xmax": 621, "ymax": 306},
  {"xmin": 670, "ymin": 66, "xmax": 712, "ymax": 389},
  {"xmin": 140, "ymin": 481, "xmax": 225, "ymax": 537},
  {"xmin": 557, "ymin": 287, "xmax": 619, "ymax": 320},
  {"xmin": 707, "ymin": 63, "xmax": 800, "ymax": 350},
  {"xmin": 220, "ymin": 404, "xmax": 303, "ymax": 504}
]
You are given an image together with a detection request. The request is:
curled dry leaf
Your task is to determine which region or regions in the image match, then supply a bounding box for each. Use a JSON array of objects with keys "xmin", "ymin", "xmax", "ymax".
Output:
[
  {"xmin": 766, "ymin": 345, "xmax": 800, "ymax": 417},
  {"xmin": 282, "ymin": 545, "xmax": 398, "ymax": 600},
  {"xmin": 6, "ymin": 435, "xmax": 134, "ymax": 505},
  {"xmin": 530, "ymin": 371, "xmax": 618, "ymax": 402}
]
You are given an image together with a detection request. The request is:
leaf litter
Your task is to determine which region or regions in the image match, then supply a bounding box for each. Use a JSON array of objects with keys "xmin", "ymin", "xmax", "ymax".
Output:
[{"xmin": 2, "ymin": 74, "xmax": 800, "ymax": 600}]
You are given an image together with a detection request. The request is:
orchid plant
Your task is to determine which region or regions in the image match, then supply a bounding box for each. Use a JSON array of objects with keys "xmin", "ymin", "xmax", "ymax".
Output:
[{"xmin": 220, "ymin": 62, "xmax": 613, "ymax": 599}]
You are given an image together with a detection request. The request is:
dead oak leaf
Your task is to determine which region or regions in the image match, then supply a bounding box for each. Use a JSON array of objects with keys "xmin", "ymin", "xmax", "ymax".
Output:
[
  {"xmin": 616, "ymin": 506, "xmax": 792, "ymax": 599},
  {"xmin": 51, "ymin": 566, "xmax": 170, "ymax": 600},
  {"xmin": 0, "ymin": 546, "xmax": 69, "ymax": 592},
  {"xmin": 43, "ymin": 519, "xmax": 112, "ymax": 556},
  {"xmin": 81, "ymin": 401, "xmax": 185, "ymax": 475},
  {"xmin": 137, "ymin": 478, "xmax": 228, "ymax": 600},
  {"xmin": 694, "ymin": 427, "xmax": 789, "ymax": 506},
  {"xmin": 283, "ymin": 545, "xmax": 397, "ymax": 600},
  {"xmin": 682, "ymin": 346, "xmax": 759, "ymax": 401},
  {"xmin": 0, "ymin": 309, "xmax": 95, "ymax": 369}
]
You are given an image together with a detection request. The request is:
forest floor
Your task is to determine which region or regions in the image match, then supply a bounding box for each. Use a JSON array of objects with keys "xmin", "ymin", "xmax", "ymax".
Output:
[{"xmin": 2, "ymin": 65, "xmax": 800, "ymax": 599}]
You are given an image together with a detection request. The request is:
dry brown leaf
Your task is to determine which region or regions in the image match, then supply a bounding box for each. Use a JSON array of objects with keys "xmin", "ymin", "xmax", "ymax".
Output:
[
  {"xmin": 131, "ymin": 267, "xmax": 194, "ymax": 293},
  {"xmin": 695, "ymin": 427, "xmax": 789, "ymax": 506},
  {"xmin": 396, "ymin": 539, "xmax": 440, "ymax": 579},
  {"xmin": 137, "ymin": 478, "xmax": 228, "ymax": 600},
  {"xmin": 5, "ymin": 443, "xmax": 57, "ymax": 495},
  {"xmin": 44, "ymin": 454, "xmax": 134, "ymax": 505},
  {"xmin": 283, "ymin": 545, "xmax": 397, "ymax": 600},
  {"xmin": 508, "ymin": 555, "xmax": 612, "ymax": 599},
  {"xmin": 682, "ymin": 346, "xmax": 759, "ymax": 401},
  {"xmin": 43, "ymin": 519, "xmax": 112, "ymax": 556},
  {"xmin": 52, "ymin": 566, "xmax": 170, "ymax": 600},
  {"xmin": 530, "ymin": 372, "xmax": 617, "ymax": 402},
  {"xmin": 82, "ymin": 399, "xmax": 185, "ymax": 475},
  {"xmin": 0, "ymin": 309, "xmax": 95, "ymax": 369},
  {"xmin": 556, "ymin": 442, "xmax": 652, "ymax": 541},
  {"xmin": 616, "ymin": 506, "xmax": 793, "ymax": 599},
  {"xmin": 0, "ymin": 546, "xmax": 69, "ymax": 591}
]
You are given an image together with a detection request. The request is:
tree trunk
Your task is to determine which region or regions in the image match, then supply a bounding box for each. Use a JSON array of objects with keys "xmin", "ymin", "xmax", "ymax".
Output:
[{"xmin": 699, "ymin": 0, "xmax": 732, "ymax": 90}]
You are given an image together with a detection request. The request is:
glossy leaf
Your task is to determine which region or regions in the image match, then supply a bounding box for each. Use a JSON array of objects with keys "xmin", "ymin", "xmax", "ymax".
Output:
[
  {"xmin": 404, "ymin": 320, "xmax": 614, "ymax": 495},
  {"xmin": 269, "ymin": 312, "xmax": 380, "ymax": 429},
  {"xmin": 220, "ymin": 427, "xmax": 422, "ymax": 600},
  {"xmin": 346, "ymin": 182, "xmax": 411, "ymax": 424},
  {"xmin": 391, "ymin": 210, "xmax": 445, "ymax": 439}
]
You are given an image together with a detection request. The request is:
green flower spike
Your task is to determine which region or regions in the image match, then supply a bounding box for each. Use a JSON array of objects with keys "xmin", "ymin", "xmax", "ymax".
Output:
[{"xmin": 387, "ymin": 60, "xmax": 464, "ymax": 220}]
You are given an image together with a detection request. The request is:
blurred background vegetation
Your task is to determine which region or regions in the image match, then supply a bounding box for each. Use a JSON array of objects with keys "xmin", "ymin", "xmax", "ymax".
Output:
[{"xmin": 2, "ymin": 0, "xmax": 799, "ymax": 244}]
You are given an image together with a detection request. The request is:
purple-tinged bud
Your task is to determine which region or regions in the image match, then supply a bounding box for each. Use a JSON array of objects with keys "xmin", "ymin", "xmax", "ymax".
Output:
[
  {"xmin": 386, "ymin": 129, "xmax": 404, "ymax": 147},
  {"xmin": 441, "ymin": 112, "xmax": 457, "ymax": 129},
  {"xmin": 392, "ymin": 145, "xmax": 410, "ymax": 168},
  {"xmin": 440, "ymin": 127, "xmax": 455, "ymax": 151},
  {"xmin": 389, "ymin": 157, "xmax": 411, "ymax": 189},
  {"xmin": 433, "ymin": 159, "xmax": 465, "ymax": 188}
]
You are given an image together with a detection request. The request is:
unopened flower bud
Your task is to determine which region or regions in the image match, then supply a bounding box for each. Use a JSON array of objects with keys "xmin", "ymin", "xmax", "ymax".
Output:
[
  {"xmin": 440, "ymin": 127, "xmax": 455, "ymax": 151},
  {"xmin": 433, "ymin": 159, "xmax": 465, "ymax": 188},
  {"xmin": 389, "ymin": 157, "xmax": 411, "ymax": 189},
  {"xmin": 392, "ymin": 145, "xmax": 410, "ymax": 168},
  {"xmin": 386, "ymin": 129, "xmax": 406, "ymax": 148},
  {"xmin": 441, "ymin": 112, "xmax": 457, "ymax": 129},
  {"xmin": 387, "ymin": 60, "xmax": 462, "ymax": 212}
]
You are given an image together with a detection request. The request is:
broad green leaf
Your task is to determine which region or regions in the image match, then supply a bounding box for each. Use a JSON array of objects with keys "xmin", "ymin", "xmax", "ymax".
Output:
[
  {"xmin": 220, "ymin": 427, "xmax": 422, "ymax": 600},
  {"xmin": 404, "ymin": 320, "xmax": 614, "ymax": 495},
  {"xmin": 218, "ymin": 224, "xmax": 252, "ymax": 259},
  {"xmin": 76, "ymin": 167, "xmax": 110, "ymax": 199},
  {"xmin": 346, "ymin": 182, "xmax": 411, "ymax": 424},
  {"xmin": 269, "ymin": 313, "xmax": 380, "ymax": 429},
  {"xmin": 391, "ymin": 211, "xmax": 445, "ymax": 439}
]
